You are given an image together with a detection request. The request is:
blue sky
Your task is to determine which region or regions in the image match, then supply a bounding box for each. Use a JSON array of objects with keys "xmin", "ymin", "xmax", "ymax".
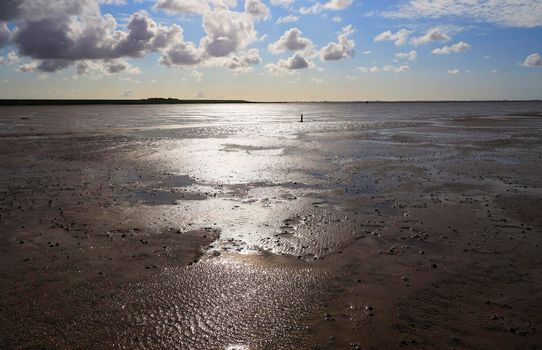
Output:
[{"xmin": 0, "ymin": 0, "xmax": 541, "ymax": 101}]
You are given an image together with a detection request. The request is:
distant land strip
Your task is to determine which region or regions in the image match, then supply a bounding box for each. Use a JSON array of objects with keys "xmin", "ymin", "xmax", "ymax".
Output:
[
  {"xmin": 0, "ymin": 98, "xmax": 252, "ymax": 106},
  {"xmin": 0, "ymin": 98, "xmax": 541, "ymax": 106}
]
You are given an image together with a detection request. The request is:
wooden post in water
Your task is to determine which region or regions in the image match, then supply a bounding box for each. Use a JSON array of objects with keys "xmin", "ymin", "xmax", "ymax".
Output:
[{"xmin": 300, "ymin": 114, "xmax": 304, "ymax": 123}]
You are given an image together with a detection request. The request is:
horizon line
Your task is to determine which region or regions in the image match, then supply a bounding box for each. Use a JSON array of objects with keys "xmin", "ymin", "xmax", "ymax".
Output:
[{"xmin": 0, "ymin": 98, "xmax": 542, "ymax": 106}]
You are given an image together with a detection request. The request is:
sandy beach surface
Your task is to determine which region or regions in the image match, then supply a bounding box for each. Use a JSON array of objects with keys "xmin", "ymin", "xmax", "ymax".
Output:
[{"xmin": 1, "ymin": 102, "xmax": 541, "ymax": 349}]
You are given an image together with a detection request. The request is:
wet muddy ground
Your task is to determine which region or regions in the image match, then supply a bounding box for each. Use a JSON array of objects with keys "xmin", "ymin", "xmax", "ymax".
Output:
[{"xmin": 1, "ymin": 103, "xmax": 542, "ymax": 349}]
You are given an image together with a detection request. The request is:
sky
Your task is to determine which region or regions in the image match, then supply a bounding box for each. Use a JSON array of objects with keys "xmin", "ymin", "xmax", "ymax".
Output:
[{"xmin": 0, "ymin": 0, "xmax": 541, "ymax": 101}]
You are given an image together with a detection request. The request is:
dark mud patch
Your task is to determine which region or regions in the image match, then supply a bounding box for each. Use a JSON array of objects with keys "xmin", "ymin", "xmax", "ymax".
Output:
[
  {"xmin": 496, "ymin": 194, "xmax": 542, "ymax": 229},
  {"xmin": 135, "ymin": 189, "xmax": 209, "ymax": 204}
]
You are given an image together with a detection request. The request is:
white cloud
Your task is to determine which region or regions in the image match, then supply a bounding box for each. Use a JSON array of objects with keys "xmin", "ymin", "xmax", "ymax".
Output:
[
  {"xmin": 159, "ymin": 41, "xmax": 202, "ymax": 67},
  {"xmin": 271, "ymin": 0, "xmax": 295, "ymax": 7},
  {"xmin": 383, "ymin": 0, "xmax": 542, "ymax": 28},
  {"xmin": 383, "ymin": 65, "xmax": 410, "ymax": 73},
  {"xmin": 72, "ymin": 59, "xmax": 140, "ymax": 77},
  {"xmin": 395, "ymin": 50, "xmax": 417, "ymax": 61},
  {"xmin": 18, "ymin": 62, "xmax": 37, "ymax": 72},
  {"xmin": 374, "ymin": 29, "xmax": 411, "ymax": 46},
  {"xmin": 7, "ymin": 51, "xmax": 19, "ymax": 63},
  {"xmin": 5, "ymin": 1, "xmax": 262, "ymax": 76},
  {"xmin": 100, "ymin": 0, "xmax": 127, "ymax": 5},
  {"xmin": 431, "ymin": 41, "xmax": 470, "ymax": 55},
  {"xmin": 154, "ymin": 0, "xmax": 211, "ymax": 15},
  {"xmin": 358, "ymin": 65, "xmax": 408, "ymax": 73},
  {"xmin": 245, "ymin": 0, "xmax": 271, "ymax": 21},
  {"xmin": 128, "ymin": 66, "xmax": 141, "ymax": 75},
  {"xmin": 279, "ymin": 53, "xmax": 310, "ymax": 69},
  {"xmin": 8, "ymin": 5, "xmax": 191, "ymax": 74},
  {"xmin": 323, "ymin": 0, "xmax": 353, "ymax": 10},
  {"xmin": 522, "ymin": 53, "xmax": 542, "ymax": 67},
  {"xmin": 268, "ymin": 28, "xmax": 314, "ymax": 54},
  {"xmin": 276, "ymin": 15, "xmax": 299, "ymax": 24},
  {"xmin": 319, "ymin": 25, "xmax": 355, "ymax": 61},
  {"xmin": 212, "ymin": 48, "xmax": 261, "ymax": 73},
  {"xmin": 300, "ymin": 0, "xmax": 353, "ymax": 14},
  {"xmin": 358, "ymin": 66, "xmax": 380, "ymax": 73},
  {"xmin": 410, "ymin": 27, "xmax": 451, "ymax": 46},
  {"xmin": 201, "ymin": 7, "xmax": 257, "ymax": 57},
  {"xmin": 266, "ymin": 52, "xmax": 312, "ymax": 75},
  {"xmin": 447, "ymin": 69, "xmax": 459, "ymax": 74}
]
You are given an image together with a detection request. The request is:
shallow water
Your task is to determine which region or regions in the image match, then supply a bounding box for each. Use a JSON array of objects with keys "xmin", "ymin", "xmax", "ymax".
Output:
[{"xmin": 1, "ymin": 101, "xmax": 541, "ymax": 136}]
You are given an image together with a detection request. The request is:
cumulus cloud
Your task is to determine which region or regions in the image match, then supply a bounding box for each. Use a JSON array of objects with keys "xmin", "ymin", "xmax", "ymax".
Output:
[
  {"xmin": 154, "ymin": 0, "xmax": 241, "ymax": 15},
  {"xmin": 212, "ymin": 48, "xmax": 261, "ymax": 73},
  {"xmin": 395, "ymin": 50, "xmax": 417, "ymax": 61},
  {"xmin": 431, "ymin": 41, "xmax": 470, "ymax": 55},
  {"xmin": 9, "ymin": 3, "xmax": 184, "ymax": 73},
  {"xmin": 522, "ymin": 53, "xmax": 542, "ymax": 67},
  {"xmin": 201, "ymin": 7, "xmax": 257, "ymax": 57},
  {"xmin": 4, "ymin": 0, "xmax": 372, "ymax": 78},
  {"xmin": 268, "ymin": 28, "xmax": 314, "ymax": 54},
  {"xmin": 374, "ymin": 29, "xmax": 411, "ymax": 46},
  {"xmin": 2, "ymin": 0, "xmax": 261, "ymax": 75},
  {"xmin": 100, "ymin": 0, "xmax": 127, "ymax": 4},
  {"xmin": 383, "ymin": 65, "xmax": 410, "ymax": 73},
  {"xmin": 358, "ymin": 65, "xmax": 409, "ymax": 73},
  {"xmin": 1, "ymin": 51, "xmax": 19, "ymax": 65},
  {"xmin": 410, "ymin": 27, "xmax": 451, "ymax": 46},
  {"xmin": 300, "ymin": 0, "xmax": 353, "ymax": 14},
  {"xmin": 159, "ymin": 40, "xmax": 202, "ymax": 67},
  {"xmin": 72, "ymin": 59, "xmax": 138, "ymax": 77},
  {"xmin": 157, "ymin": 5, "xmax": 261, "ymax": 71},
  {"xmin": 319, "ymin": 24, "xmax": 355, "ymax": 61},
  {"xmin": 154, "ymin": 0, "xmax": 211, "ymax": 15},
  {"xmin": 382, "ymin": 0, "xmax": 542, "ymax": 28},
  {"xmin": 271, "ymin": 0, "xmax": 295, "ymax": 7},
  {"xmin": 279, "ymin": 52, "xmax": 309, "ymax": 69},
  {"xmin": 157, "ymin": 5, "xmax": 260, "ymax": 68},
  {"xmin": 266, "ymin": 52, "xmax": 311, "ymax": 75},
  {"xmin": 73, "ymin": 60, "xmax": 108, "ymax": 75},
  {"xmin": 276, "ymin": 15, "xmax": 299, "ymax": 24},
  {"xmin": 245, "ymin": 0, "xmax": 270, "ymax": 21},
  {"xmin": 18, "ymin": 62, "xmax": 37, "ymax": 72},
  {"xmin": 357, "ymin": 66, "xmax": 380, "ymax": 73}
]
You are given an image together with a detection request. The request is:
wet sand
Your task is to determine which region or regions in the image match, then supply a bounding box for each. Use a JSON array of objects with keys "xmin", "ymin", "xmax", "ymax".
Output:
[{"xmin": 1, "ymin": 103, "xmax": 541, "ymax": 349}]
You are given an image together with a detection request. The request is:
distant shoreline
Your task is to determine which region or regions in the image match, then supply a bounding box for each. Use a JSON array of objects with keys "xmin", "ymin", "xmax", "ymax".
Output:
[
  {"xmin": 0, "ymin": 98, "xmax": 541, "ymax": 106},
  {"xmin": 0, "ymin": 98, "xmax": 252, "ymax": 106}
]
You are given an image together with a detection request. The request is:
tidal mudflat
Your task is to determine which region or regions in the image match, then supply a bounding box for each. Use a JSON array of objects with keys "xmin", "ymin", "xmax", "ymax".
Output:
[{"xmin": 1, "ymin": 102, "xmax": 541, "ymax": 349}]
